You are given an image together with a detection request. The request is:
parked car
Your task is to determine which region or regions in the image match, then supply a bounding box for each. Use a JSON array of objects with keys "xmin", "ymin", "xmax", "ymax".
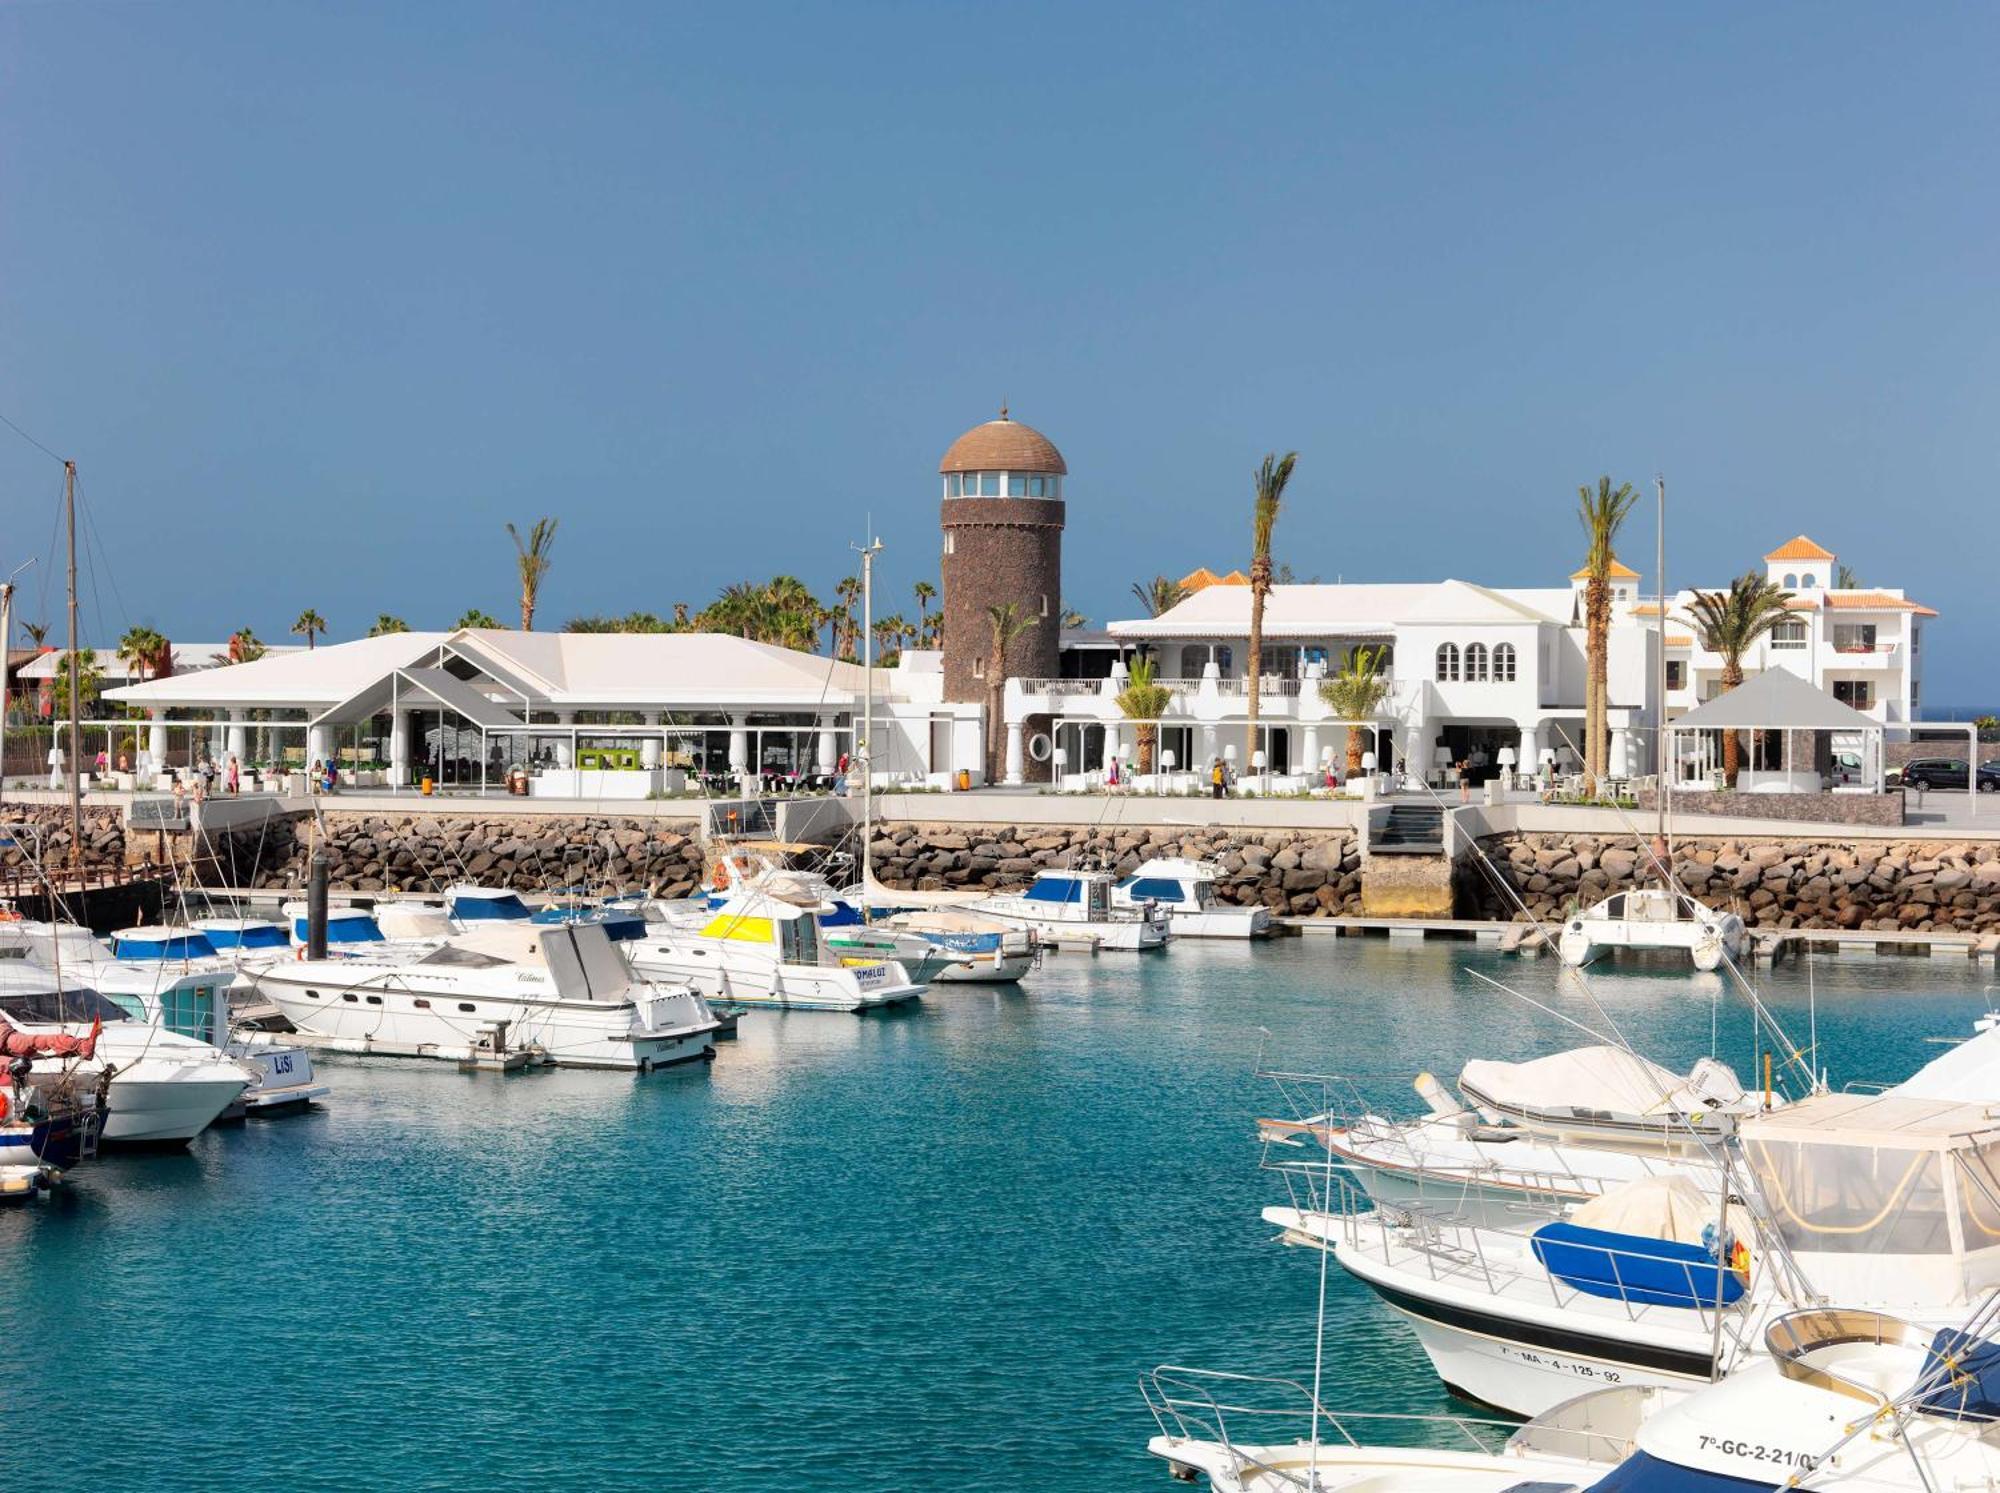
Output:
[{"xmin": 1898, "ymin": 757, "xmax": 2000, "ymax": 792}]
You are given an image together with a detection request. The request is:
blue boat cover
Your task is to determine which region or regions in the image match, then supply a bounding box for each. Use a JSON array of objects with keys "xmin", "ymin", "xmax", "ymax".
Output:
[
  {"xmin": 1531, "ymin": 1221, "xmax": 1746, "ymax": 1309},
  {"xmin": 815, "ymin": 901, "xmax": 865, "ymax": 927},
  {"xmin": 1119, "ymin": 877, "xmax": 1186, "ymax": 902},
  {"xmin": 113, "ymin": 932, "xmax": 220, "ymax": 960},
  {"xmin": 293, "ymin": 913, "xmax": 385, "ymax": 944},
  {"xmin": 453, "ymin": 894, "xmax": 530, "ymax": 922},
  {"xmin": 1023, "ymin": 876, "xmax": 1083, "ymax": 904},
  {"xmin": 202, "ymin": 924, "xmax": 288, "ymax": 950},
  {"xmin": 1918, "ymin": 1328, "xmax": 2000, "ymax": 1421},
  {"xmin": 530, "ymin": 906, "xmax": 646, "ymax": 941},
  {"xmin": 1587, "ymin": 1450, "xmax": 1776, "ymax": 1490}
]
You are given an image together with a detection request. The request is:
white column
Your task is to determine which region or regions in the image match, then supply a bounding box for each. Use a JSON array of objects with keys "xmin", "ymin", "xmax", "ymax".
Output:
[
  {"xmin": 816, "ymin": 715, "xmax": 838, "ymax": 774},
  {"xmin": 727, "ymin": 714, "xmax": 749, "ymax": 778},
  {"xmin": 227, "ymin": 714, "xmax": 247, "ymax": 762},
  {"xmin": 555, "ymin": 710, "xmax": 575, "ymax": 769},
  {"xmin": 1200, "ymin": 722, "xmax": 1217, "ymax": 768},
  {"xmin": 1611, "ymin": 727, "xmax": 1630, "ymax": 778},
  {"xmin": 307, "ymin": 723, "xmax": 331, "ymax": 770},
  {"xmin": 147, "ymin": 708, "xmax": 168, "ymax": 767},
  {"xmin": 1102, "ymin": 723, "xmax": 1122, "ymax": 773},
  {"xmin": 1004, "ymin": 721, "xmax": 1026, "ymax": 785},
  {"xmin": 1403, "ymin": 723, "xmax": 1427, "ymax": 781},
  {"xmin": 641, "ymin": 710, "xmax": 663, "ymax": 770},
  {"xmin": 1302, "ymin": 723, "xmax": 1321, "ymax": 776},
  {"xmin": 389, "ymin": 711, "xmax": 411, "ymax": 786}
]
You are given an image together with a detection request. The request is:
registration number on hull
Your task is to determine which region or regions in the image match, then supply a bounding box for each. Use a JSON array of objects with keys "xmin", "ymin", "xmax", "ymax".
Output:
[{"xmin": 1495, "ymin": 1344, "xmax": 1625, "ymax": 1384}]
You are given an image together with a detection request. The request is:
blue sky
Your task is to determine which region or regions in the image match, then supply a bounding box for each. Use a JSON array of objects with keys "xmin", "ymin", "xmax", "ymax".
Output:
[{"xmin": 2, "ymin": 2, "xmax": 1994, "ymax": 701}]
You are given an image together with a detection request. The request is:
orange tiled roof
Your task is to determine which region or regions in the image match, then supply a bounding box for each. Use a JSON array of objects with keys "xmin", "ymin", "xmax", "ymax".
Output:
[
  {"xmin": 1784, "ymin": 596, "xmax": 1819, "ymax": 610},
  {"xmin": 1570, "ymin": 560, "xmax": 1641, "ymax": 581},
  {"xmin": 1630, "ymin": 601, "xmax": 1666, "ymax": 615},
  {"xmin": 1664, "ymin": 634, "xmax": 1693, "ymax": 647},
  {"xmin": 1178, "ymin": 567, "xmax": 1249, "ymax": 593},
  {"xmin": 1764, "ymin": 535, "xmax": 1835, "ymax": 562},
  {"xmin": 1826, "ymin": 591, "xmax": 1938, "ymax": 616}
]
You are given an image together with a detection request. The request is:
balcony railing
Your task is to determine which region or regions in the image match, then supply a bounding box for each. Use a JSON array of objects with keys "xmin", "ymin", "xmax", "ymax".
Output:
[
  {"xmin": 1015, "ymin": 677, "xmax": 1106, "ymax": 697},
  {"xmin": 1217, "ymin": 677, "xmax": 1302, "ymax": 697}
]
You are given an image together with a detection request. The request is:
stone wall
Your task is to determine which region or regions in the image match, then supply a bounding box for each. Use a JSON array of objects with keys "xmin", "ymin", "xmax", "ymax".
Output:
[
  {"xmin": 867, "ymin": 820, "xmax": 1364, "ymax": 916},
  {"xmin": 1633, "ymin": 789, "xmax": 1904, "ymax": 826},
  {"xmin": 1465, "ymin": 832, "xmax": 2000, "ymax": 933},
  {"xmin": 236, "ymin": 812, "xmax": 708, "ymax": 895},
  {"xmin": 0, "ymin": 804, "xmax": 128, "ymax": 871}
]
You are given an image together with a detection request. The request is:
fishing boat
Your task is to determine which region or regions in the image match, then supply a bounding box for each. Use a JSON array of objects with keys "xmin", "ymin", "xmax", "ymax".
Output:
[
  {"xmin": 1146, "ymin": 1304, "xmax": 2000, "ymax": 1490},
  {"xmin": 626, "ymin": 890, "xmax": 925, "ymax": 1013},
  {"xmin": 251, "ymin": 920, "xmax": 719, "ymax": 1070},
  {"xmin": 966, "ymin": 867, "xmax": 1171, "ymax": 951},
  {"xmin": 1112, "ymin": 857, "xmax": 1271, "ymax": 938},
  {"xmin": 0, "ymin": 963, "xmax": 249, "ymax": 1146},
  {"xmin": 1557, "ymin": 887, "xmax": 1747, "ymax": 972}
]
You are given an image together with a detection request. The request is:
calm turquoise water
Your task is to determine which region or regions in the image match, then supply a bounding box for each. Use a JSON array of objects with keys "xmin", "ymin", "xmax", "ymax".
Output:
[{"xmin": 2, "ymin": 938, "xmax": 1990, "ymax": 1488}]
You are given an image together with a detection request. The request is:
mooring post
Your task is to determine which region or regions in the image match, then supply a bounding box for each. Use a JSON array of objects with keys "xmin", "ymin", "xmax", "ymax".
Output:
[{"xmin": 307, "ymin": 849, "xmax": 329, "ymax": 960}]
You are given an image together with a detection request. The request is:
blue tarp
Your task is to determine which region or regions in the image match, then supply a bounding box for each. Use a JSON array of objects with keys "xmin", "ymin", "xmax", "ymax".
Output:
[
  {"xmin": 293, "ymin": 913, "xmax": 384, "ymax": 944},
  {"xmin": 200, "ymin": 923, "xmax": 288, "ymax": 950},
  {"xmin": 1531, "ymin": 1221, "xmax": 1746, "ymax": 1310},
  {"xmin": 1587, "ymin": 1450, "xmax": 1776, "ymax": 1490},
  {"xmin": 112, "ymin": 932, "xmax": 220, "ymax": 960},
  {"xmin": 453, "ymin": 894, "xmax": 530, "ymax": 922},
  {"xmin": 1918, "ymin": 1328, "xmax": 2000, "ymax": 1421}
]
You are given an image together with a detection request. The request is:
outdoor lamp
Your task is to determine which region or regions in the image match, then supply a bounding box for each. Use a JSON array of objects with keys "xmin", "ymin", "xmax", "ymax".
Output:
[
  {"xmin": 1497, "ymin": 747, "xmax": 1517, "ymax": 768},
  {"xmin": 1435, "ymin": 747, "xmax": 1452, "ymax": 767},
  {"xmin": 1224, "ymin": 744, "xmax": 1238, "ymax": 763},
  {"xmin": 1053, "ymin": 748, "xmax": 1067, "ymax": 770},
  {"xmin": 1361, "ymin": 752, "xmax": 1377, "ymax": 772},
  {"xmin": 1160, "ymin": 750, "xmax": 1176, "ymax": 770},
  {"xmin": 1252, "ymin": 750, "xmax": 1267, "ymax": 770}
]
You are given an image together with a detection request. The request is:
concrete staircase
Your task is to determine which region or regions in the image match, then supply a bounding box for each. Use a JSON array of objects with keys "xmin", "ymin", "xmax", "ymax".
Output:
[
  {"xmin": 1370, "ymin": 804, "xmax": 1445, "ymax": 854},
  {"xmin": 1361, "ymin": 803, "xmax": 1454, "ymax": 917}
]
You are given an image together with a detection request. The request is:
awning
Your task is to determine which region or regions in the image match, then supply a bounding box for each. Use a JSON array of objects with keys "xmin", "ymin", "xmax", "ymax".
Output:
[
  {"xmin": 314, "ymin": 666, "xmax": 528, "ymax": 730},
  {"xmin": 1671, "ymin": 667, "xmax": 1878, "ymax": 733}
]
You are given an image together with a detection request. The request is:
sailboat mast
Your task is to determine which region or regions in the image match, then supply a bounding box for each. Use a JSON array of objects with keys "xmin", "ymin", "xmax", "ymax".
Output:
[
  {"xmin": 1655, "ymin": 473, "xmax": 1667, "ymax": 845},
  {"xmin": 855, "ymin": 533, "xmax": 883, "ymax": 899},
  {"xmin": 64, "ymin": 459, "xmax": 83, "ymax": 868}
]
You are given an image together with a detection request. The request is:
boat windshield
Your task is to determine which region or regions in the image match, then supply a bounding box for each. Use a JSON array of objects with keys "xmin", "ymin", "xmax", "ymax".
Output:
[
  {"xmin": 415, "ymin": 946, "xmax": 509, "ymax": 969},
  {"xmin": 0, "ymin": 986, "xmax": 132, "ymax": 1024},
  {"xmin": 1122, "ymin": 877, "xmax": 1187, "ymax": 904}
]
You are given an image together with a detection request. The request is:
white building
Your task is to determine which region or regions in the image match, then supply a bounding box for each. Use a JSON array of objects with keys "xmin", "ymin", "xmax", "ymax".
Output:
[{"xmin": 1000, "ymin": 534, "xmax": 1932, "ymax": 788}]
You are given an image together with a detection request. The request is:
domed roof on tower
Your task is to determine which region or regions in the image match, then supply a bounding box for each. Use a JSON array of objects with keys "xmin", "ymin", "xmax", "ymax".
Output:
[{"xmin": 939, "ymin": 406, "xmax": 1067, "ymax": 475}]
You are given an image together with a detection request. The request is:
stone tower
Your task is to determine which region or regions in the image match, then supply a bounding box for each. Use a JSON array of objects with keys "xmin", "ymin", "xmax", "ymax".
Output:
[{"xmin": 938, "ymin": 408, "xmax": 1066, "ymax": 708}]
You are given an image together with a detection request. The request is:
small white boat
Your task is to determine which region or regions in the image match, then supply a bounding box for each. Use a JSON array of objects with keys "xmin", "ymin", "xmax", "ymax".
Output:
[
  {"xmin": 878, "ymin": 909, "xmax": 1037, "ymax": 983},
  {"xmin": 1557, "ymin": 886, "xmax": 1746, "ymax": 972},
  {"xmin": 0, "ymin": 964, "xmax": 250, "ymax": 1146},
  {"xmin": 969, "ymin": 868, "xmax": 1171, "ymax": 951},
  {"xmin": 1456, "ymin": 1044, "xmax": 1771, "ymax": 1153},
  {"xmin": 253, "ymin": 920, "xmax": 719, "ymax": 1070},
  {"xmin": 1112, "ymin": 857, "xmax": 1270, "ymax": 938},
  {"xmin": 627, "ymin": 891, "xmax": 925, "ymax": 1013}
]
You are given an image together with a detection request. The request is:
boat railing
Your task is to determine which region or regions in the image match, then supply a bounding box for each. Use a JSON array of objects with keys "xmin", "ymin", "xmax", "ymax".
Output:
[
  {"xmin": 1762, "ymin": 1306, "xmax": 1936, "ymax": 1407},
  {"xmin": 1141, "ymin": 1365, "xmax": 1523, "ymax": 1488}
]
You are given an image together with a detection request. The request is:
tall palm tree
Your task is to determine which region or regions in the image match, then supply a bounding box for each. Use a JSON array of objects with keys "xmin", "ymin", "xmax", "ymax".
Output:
[
  {"xmin": 1576, "ymin": 476, "xmax": 1639, "ymax": 794},
  {"xmin": 21, "ymin": 621, "xmax": 49, "ymax": 649},
  {"xmin": 118, "ymin": 625, "xmax": 171, "ymax": 683},
  {"xmin": 368, "ymin": 614, "xmax": 411, "ymax": 637},
  {"xmin": 291, "ymin": 608, "xmax": 327, "ymax": 650},
  {"xmin": 1318, "ymin": 645, "xmax": 1392, "ymax": 778},
  {"xmin": 1114, "ymin": 656, "xmax": 1174, "ymax": 773},
  {"xmin": 912, "ymin": 580, "xmax": 936, "ymax": 646},
  {"xmin": 225, "ymin": 629, "xmax": 266, "ymax": 664},
  {"xmin": 1245, "ymin": 451, "xmax": 1299, "ymax": 761},
  {"xmin": 1130, "ymin": 575, "xmax": 1186, "ymax": 618},
  {"xmin": 834, "ymin": 576, "xmax": 862, "ymax": 659},
  {"xmin": 1685, "ymin": 572, "xmax": 1795, "ymax": 785},
  {"xmin": 506, "ymin": 517, "xmax": 558, "ymax": 630},
  {"xmin": 54, "ymin": 647, "xmax": 103, "ymax": 719},
  {"xmin": 984, "ymin": 602, "xmax": 1038, "ymax": 782}
]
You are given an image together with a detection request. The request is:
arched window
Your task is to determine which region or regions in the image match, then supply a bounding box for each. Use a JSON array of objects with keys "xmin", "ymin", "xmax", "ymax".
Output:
[
  {"xmin": 1783, "ymin": 573, "xmax": 1798, "ymax": 589},
  {"xmin": 1465, "ymin": 642, "xmax": 1488, "ymax": 681},
  {"xmin": 1435, "ymin": 643, "xmax": 1459, "ymax": 682},
  {"xmin": 1493, "ymin": 642, "xmax": 1517, "ymax": 682}
]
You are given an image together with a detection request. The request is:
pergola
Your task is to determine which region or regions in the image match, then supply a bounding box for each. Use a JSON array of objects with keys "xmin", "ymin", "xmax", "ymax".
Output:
[{"xmin": 1668, "ymin": 667, "xmax": 1884, "ymax": 795}]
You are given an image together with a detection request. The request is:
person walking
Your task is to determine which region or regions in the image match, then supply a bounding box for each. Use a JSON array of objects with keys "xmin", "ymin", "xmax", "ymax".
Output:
[
  {"xmin": 1210, "ymin": 758, "xmax": 1226, "ymax": 800},
  {"xmin": 226, "ymin": 753, "xmax": 240, "ymax": 795},
  {"xmin": 1457, "ymin": 758, "xmax": 1471, "ymax": 804}
]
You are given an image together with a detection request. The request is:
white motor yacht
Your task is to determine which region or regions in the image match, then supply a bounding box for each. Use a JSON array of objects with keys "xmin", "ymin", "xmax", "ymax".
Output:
[
  {"xmin": 1112, "ymin": 858, "xmax": 1271, "ymax": 938},
  {"xmin": 876, "ymin": 909, "xmax": 1037, "ymax": 983},
  {"xmin": 0, "ymin": 963, "xmax": 250, "ymax": 1146},
  {"xmin": 968, "ymin": 867, "xmax": 1171, "ymax": 951},
  {"xmin": 1558, "ymin": 886, "xmax": 1747, "ymax": 972},
  {"xmin": 1267, "ymin": 1091, "xmax": 2000, "ymax": 1418},
  {"xmin": 253, "ymin": 920, "xmax": 719, "ymax": 1070},
  {"xmin": 627, "ymin": 891, "xmax": 925, "ymax": 1013},
  {"xmin": 1145, "ymin": 1304, "xmax": 2000, "ymax": 1490}
]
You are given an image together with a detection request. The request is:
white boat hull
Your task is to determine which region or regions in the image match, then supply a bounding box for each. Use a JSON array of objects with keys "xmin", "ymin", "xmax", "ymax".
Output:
[
  {"xmin": 977, "ymin": 909, "xmax": 1170, "ymax": 950},
  {"xmin": 628, "ymin": 945, "xmax": 923, "ymax": 1013},
  {"xmin": 55, "ymin": 1071, "xmax": 250, "ymax": 1145},
  {"xmin": 1164, "ymin": 906, "xmax": 1271, "ymax": 938},
  {"xmin": 256, "ymin": 969, "xmax": 715, "ymax": 1070},
  {"xmin": 930, "ymin": 950, "xmax": 1035, "ymax": 982}
]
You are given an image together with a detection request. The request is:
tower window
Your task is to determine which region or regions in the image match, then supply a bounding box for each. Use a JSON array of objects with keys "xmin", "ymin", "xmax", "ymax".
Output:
[
  {"xmin": 979, "ymin": 473, "xmax": 999, "ymax": 496},
  {"xmin": 944, "ymin": 533, "xmax": 956, "ymax": 556},
  {"xmin": 1040, "ymin": 594, "xmax": 1049, "ymax": 617},
  {"xmin": 1027, "ymin": 476, "xmax": 1045, "ymax": 496},
  {"xmin": 945, "ymin": 473, "xmax": 961, "ymax": 497},
  {"xmin": 973, "ymin": 656, "xmax": 984, "ymax": 678},
  {"xmin": 1008, "ymin": 474, "xmax": 1028, "ymax": 496}
]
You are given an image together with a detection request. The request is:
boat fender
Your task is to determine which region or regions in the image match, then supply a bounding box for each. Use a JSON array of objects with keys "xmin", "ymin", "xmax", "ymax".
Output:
[
  {"xmin": 0, "ymin": 1090, "xmax": 9, "ymax": 1122},
  {"xmin": 712, "ymin": 859, "xmax": 731, "ymax": 891},
  {"xmin": 296, "ymin": 946, "xmax": 306, "ymax": 960},
  {"xmin": 1413, "ymin": 1072, "xmax": 1467, "ymax": 1124}
]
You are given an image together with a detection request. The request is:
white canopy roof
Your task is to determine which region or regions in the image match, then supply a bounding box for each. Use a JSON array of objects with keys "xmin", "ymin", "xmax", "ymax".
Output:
[
  {"xmin": 1892, "ymin": 1028, "xmax": 2000, "ymax": 1103},
  {"xmin": 1671, "ymin": 666, "xmax": 1880, "ymax": 733},
  {"xmin": 1740, "ymin": 1092, "xmax": 2000, "ymax": 1152},
  {"xmin": 1107, "ymin": 580, "xmax": 1568, "ymax": 639}
]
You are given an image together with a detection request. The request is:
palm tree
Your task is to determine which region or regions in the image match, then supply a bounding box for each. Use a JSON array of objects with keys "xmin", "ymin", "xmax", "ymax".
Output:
[
  {"xmin": 455, "ymin": 608, "xmax": 501, "ymax": 629},
  {"xmin": 1835, "ymin": 563, "xmax": 1860, "ymax": 590},
  {"xmin": 53, "ymin": 647, "xmax": 103, "ymax": 719},
  {"xmin": 118, "ymin": 625, "xmax": 171, "ymax": 683},
  {"xmin": 21, "ymin": 620, "xmax": 49, "ymax": 649},
  {"xmin": 225, "ymin": 629, "xmax": 267, "ymax": 664},
  {"xmin": 291, "ymin": 608, "xmax": 327, "ymax": 650},
  {"xmin": 506, "ymin": 517, "xmax": 558, "ymax": 630},
  {"xmin": 834, "ymin": 576, "xmax": 862, "ymax": 659},
  {"xmin": 1114, "ymin": 657, "xmax": 1174, "ymax": 773},
  {"xmin": 368, "ymin": 614, "xmax": 411, "ymax": 637},
  {"xmin": 1060, "ymin": 607, "xmax": 1087, "ymax": 630},
  {"xmin": 983, "ymin": 602, "xmax": 1038, "ymax": 782},
  {"xmin": 1130, "ymin": 575, "xmax": 1186, "ymax": 618},
  {"xmin": 912, "ymin": 580, "xmax": 936, "ymax": 646},
  {"xmin": 1576, "ymin": 476, "xmax": 1639, "ymax": 794},
  {"xmin": 1318, "ymin": 646, "xmax": 1392, "ymax": 778},
  {"xmin": 1685, "ymin": 572, "xmax": 1795, "ymax": 785},
  {"xmin": 1245, "ymin": 451, "xmax": 1299, "ymax": 761}
]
